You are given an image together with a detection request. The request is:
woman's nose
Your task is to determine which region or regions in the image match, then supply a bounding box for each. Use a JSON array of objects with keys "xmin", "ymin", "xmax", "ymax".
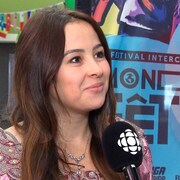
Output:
[{"xmin": 86, "ymin": 58, "xmax": 103, "ymax": 78}]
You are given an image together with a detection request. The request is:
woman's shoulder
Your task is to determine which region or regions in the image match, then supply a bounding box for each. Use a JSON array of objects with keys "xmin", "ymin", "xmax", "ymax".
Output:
[
  {"xmin": 4, "ymin": 126, "xmax": 22, "ymax": 144},
  {"xmin": 0, "ymin": 127, "xmax": 22, "ymax": 179}
]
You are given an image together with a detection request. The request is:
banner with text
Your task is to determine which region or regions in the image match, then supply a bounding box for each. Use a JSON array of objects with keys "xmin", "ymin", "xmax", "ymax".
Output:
[{"xmin": 92, "ymin": 0, "xmax": 180, "ymax": 179}]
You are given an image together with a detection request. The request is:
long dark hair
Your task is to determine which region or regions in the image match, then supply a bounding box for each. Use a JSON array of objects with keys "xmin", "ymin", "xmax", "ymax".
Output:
[{"xmin": 12, "ymin": 8, "xmax": 124, "ymax": 179}]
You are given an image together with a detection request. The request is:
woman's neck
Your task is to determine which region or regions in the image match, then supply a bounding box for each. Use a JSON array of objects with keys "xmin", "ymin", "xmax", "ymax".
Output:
[
  {"xmin": 56, "ymin": 112, "xmax": 91, "ymax": 151},
  {"xmin": 56, "ymin": 112, "xmax": 95, "ymax": 172}
]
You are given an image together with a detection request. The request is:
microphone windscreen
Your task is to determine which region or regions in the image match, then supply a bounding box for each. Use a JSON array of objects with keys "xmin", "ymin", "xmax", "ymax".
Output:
[{"xmin": 102, "ymin": 121, "xmax": 143, "ymax": 172}]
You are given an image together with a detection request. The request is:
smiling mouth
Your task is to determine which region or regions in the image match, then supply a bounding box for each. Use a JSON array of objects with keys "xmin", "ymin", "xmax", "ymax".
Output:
[{"xmin": 85, "ymin": 82, "xmax": 104, "ymax": 93}]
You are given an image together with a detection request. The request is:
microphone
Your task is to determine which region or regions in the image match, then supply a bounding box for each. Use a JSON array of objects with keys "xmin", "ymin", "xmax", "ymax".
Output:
[{"xmin": 102, "ymin": 121, "xmax": 143, "ymax": 180}]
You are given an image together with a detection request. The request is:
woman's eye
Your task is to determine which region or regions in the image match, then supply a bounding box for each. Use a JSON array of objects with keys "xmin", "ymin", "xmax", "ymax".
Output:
[
  {"xmin": 70, "ymin": 56, "xmax": 81, "ymax": 63},
  {"xmin": 95, "ymin": 51, "xmax": 105, "ymax": 59}
]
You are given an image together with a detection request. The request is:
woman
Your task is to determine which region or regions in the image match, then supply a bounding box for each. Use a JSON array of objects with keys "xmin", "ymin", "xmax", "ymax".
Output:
[{"xmin": 0, "ymin": 8, "xmax": 152, "ymax": 179}]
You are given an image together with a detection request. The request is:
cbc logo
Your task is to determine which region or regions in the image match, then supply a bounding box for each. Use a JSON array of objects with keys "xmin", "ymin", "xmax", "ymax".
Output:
[{"xmin": 117, "ymin": 129, "xmax": 141, "ymax": 155}]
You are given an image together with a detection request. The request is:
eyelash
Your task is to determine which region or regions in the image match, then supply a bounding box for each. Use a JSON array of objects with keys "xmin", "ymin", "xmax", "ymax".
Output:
[
  {"xmin": 69, "ymin": 50, "xmax": 105, "ymax": 64},
  {"xmin": 95, "ymin": 51, "xmax": 105, "ymax": 59},
  {"xmin": 70, "ymin": 56, "xmax": 81, "ymax": 63}
]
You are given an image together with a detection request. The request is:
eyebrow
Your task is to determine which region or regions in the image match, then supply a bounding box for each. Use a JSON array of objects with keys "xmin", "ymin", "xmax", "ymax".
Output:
[{"xmin": 64, "ymin": 43, "xmax": 103, "ymax": 57}]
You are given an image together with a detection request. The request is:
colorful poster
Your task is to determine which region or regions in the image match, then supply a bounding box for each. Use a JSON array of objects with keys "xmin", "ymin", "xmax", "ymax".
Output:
[{"xmin": 92, "ymin": 0, "xmax": 180, "ymax": 179}]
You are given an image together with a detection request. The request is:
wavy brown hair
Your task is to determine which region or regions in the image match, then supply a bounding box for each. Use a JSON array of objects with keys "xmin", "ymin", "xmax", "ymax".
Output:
[{"xmin": 12, "ymin": 8, "xmax": 124, "ymax": 180}]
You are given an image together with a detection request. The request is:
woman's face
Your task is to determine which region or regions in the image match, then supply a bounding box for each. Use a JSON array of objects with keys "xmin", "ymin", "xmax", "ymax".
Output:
[{"xmin": 50, "ymin": 20, "xmax": 110, "ymax": 115}]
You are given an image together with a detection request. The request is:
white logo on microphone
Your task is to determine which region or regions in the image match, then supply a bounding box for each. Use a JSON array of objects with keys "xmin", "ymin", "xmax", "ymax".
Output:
[{"xmin": 117, "ymin": 129, "xmax": 141, "ymax": 155}]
